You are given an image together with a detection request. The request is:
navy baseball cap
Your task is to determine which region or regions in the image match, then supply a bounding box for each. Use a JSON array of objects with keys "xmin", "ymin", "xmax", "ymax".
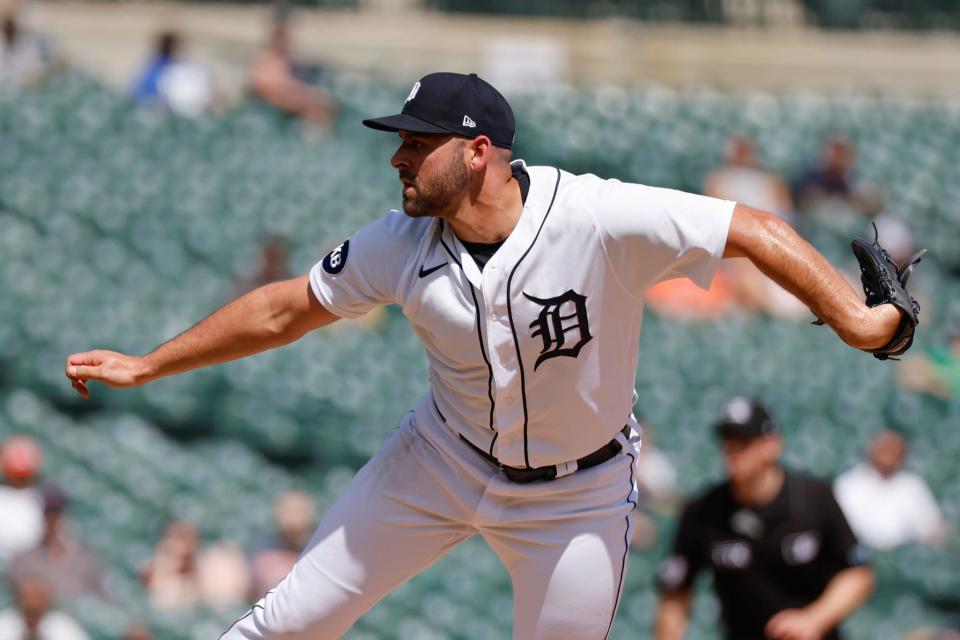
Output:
[
  {"xmin": 363, "ymin": 72, "xmax": 516, "ymax": 149},
  {"xmin": 714, "ymin": 397, "xmax": 779, "ymax": 440}
]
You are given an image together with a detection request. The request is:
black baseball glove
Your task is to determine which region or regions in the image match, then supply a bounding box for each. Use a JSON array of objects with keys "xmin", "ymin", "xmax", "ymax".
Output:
[{"xmin": 850, "ymin": 223, "xmax": 926, "ymax": 360}]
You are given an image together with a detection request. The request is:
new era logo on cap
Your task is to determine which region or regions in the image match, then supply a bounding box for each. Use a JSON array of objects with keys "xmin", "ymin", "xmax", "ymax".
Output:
[{"xmin": 362, "ymin": 72, "xmax": 516, "ymax": 149}]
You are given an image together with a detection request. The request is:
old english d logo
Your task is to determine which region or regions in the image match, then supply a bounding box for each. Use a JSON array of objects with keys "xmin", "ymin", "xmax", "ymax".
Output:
[{"xmin": 523, "ymin": 289, "xmax": 592, "ymax": 370}]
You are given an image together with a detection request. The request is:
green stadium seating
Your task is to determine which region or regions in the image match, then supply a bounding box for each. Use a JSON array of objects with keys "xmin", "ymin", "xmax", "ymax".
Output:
[{"xmin": 2, "ymin": 72, "xmax": 960, "ymax": 638}]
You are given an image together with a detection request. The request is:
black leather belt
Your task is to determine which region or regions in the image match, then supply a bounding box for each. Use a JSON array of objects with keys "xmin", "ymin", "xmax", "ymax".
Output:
[{"xmin": 461, "ymin": 426, "xmax": 631, "ymax": 483}]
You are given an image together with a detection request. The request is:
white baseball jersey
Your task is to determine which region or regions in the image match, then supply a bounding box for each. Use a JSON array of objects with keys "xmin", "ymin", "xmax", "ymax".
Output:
[{"xmin": 310, "ymin": 162, "xmax": 734, "ymax": 469}]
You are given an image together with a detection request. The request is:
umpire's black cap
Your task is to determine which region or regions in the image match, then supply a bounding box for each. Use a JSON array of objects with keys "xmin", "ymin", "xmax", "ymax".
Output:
[
  {"xmin": 363, "ymin": 72, "xmax": 516, "ymax": 149},
  {"xmin": 714, "ymin": 396, "xmax": 779, "ymax": 440}
]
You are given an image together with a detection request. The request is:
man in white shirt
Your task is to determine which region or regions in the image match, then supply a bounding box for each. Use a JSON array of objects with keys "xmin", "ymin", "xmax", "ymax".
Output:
[
  {"xmin": 0, "ymin": 11, "xmax": 49, "ymax": 89},
  {"xmin": 0, "ymin": 435, "xmax": 44, "ymax": 566},
  {"xmin": 834, "ymin": 429, "xmax": 946, "ymax": 550}
]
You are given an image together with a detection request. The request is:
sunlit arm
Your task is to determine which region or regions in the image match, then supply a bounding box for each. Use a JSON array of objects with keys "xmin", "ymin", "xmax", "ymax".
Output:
[
  {"xmin": 723, "ymin": 204, "xmax": 899, "ymax": 350},
  {"xmin": 65, "ymin": 274, "xmax": 339, "ymax": 397}
]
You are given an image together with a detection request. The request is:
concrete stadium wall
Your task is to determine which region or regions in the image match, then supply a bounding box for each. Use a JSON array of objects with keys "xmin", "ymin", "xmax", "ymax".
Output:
[{"xmin": 23, "ymin": 1, "xmax": 960, "ymax": 96}]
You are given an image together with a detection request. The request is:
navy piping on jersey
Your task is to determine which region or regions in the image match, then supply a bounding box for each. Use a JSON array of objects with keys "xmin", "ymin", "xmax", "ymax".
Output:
[
  {"xmin": 505, "ymin": 168, "xmax": 562, "ymax": 468},
  {"xmin": 488, "ymin": 431, "xmax": 499, "ymax": 457},
  {"xmin": 432, "ymin": 397, "xmax": 446, "ymax": 422},
  {"xmin": 219, "ymin": 588, "xmax": 276, "ymax": 639},
  {"xmin": 605, "ymin": 450, "xmax": 637, "ymax": 640},
  {"xmin": 436, "ymin": 221, "xmax": 463, "ymax": 269},
  {"xmin": 438, "ymin": 221, "xmax": 496, "ymax": 434},
  {"xmin": 466, "ymin": 283, "xmax": 496, "ymax": 433}
]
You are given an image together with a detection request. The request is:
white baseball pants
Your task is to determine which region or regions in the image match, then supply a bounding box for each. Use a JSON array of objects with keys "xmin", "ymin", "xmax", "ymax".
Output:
[{"xmin": 220, "ymin": 403, "xmax": 639, "ymax": 640}]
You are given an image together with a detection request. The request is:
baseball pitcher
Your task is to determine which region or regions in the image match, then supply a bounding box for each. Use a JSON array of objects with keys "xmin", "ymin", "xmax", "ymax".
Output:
[{"xmin": 66, "ymin": 72, "xmax": 920, "ymax": 639}]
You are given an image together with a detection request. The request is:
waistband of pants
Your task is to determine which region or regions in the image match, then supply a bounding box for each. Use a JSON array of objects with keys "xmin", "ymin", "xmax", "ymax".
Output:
[{"xmin": 460, "ymin": 425, "xmax": 631, "ymax": 483}]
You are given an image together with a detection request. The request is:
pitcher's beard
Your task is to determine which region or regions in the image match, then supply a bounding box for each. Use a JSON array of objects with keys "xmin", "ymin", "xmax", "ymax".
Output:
[{"xmin": 401, "ymin": 148, "xmax": 469, "ymax": 218}]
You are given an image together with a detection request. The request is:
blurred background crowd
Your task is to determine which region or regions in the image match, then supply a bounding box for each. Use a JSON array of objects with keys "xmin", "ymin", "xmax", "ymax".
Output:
[{"xmin": 2, "ymin": 0, "xmax": 960, "ymax": 638}]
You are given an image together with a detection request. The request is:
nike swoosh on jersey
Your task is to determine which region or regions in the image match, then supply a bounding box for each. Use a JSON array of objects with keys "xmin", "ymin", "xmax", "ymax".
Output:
[{"xmin": 418, "ymin": 263, "xmax": 448, "ymax": 278}]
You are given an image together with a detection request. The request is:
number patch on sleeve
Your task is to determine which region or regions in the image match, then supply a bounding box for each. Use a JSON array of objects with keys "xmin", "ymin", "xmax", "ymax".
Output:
[{"xmin": 322, "ymin": 240, "xmax": 350, "ymax": 275}]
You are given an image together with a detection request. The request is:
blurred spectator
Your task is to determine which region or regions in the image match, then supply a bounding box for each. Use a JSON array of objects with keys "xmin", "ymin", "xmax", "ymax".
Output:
[
  {"xmin": 702, "ymin": 135, "xmax": 808, "ymax": 321},
  {"xmin": 630, "ymin": 420, "xmax": 680, "ymax": 551},
  {"xmin": 131, "ymin": 30, "xmax": 214, "ymax": 117},
  {"xmin": 635, "ymin": 420, "xmax": 680, "ymax": 514},
  {"xmin": 704, "ymin": 134, "xmax": 794, "ymax": 225},
  {"xmin": 234, "ymin": 234, "xmax": 292, "ymax": 296},
  {"xmin": 796, "ymin": 135, "xmax": 882, "ymax": 216},
  {"xmin": 0, "ymin": 10, "xmax": 52, "ymax": 89},
  {"xmin": 9, "ymin": 486, "xmax": 107, "ymax": 600},
  {"xmin": 0, "ymin": 574, "xmax": 89, "ymax": 640},
  {"xmin": 900, "ymin": 621, "xmax": 960, "ymax": 640},
  {"xmin": 903, "ymin": 628, "xmax": 960, "ymax": 640},
  {"xmin": 655, "ymin": 397, "xmax": 873, "ymax": 640},
  {"xmin": 131, "ymin": 30, "xmax": 178, "ymax": 104},
  {"xmin": 649, "ymin": 134, "xmax": 797, "ymax": 322},
  {"xmin": 249, "ymin": 490, "xmax": 315, "ymax": 597},
  {"xmin": 249, "ymin": 22, "xmax": 335, "ymax": 127},
  {"xmin": 142, "ymin": 520, "xmax": 250, "ymax": 611},
  {"xmin": 645, "ymin": 270, "xmax": 736, "ymax": 322},
  {"xmin": 122, "ymin": 624, "xmax": 154, "ymax": 640},
  {"xmin": 0, "ymin": 435, "xmax": 44, "ymax": 566},
  {"xmin": 834, "ymin": 429, "xmax": 947, "ymax": 550},
  {"xmin": 142, "ymin": 520, "xmax": 200, "ymax": 610},
  {"xmin": 898, "ymin": 325, "xmax": 960, "ymax": 400},
  {"xmin": 871, "ymin": 214, "xmax": 917, "ymax": 267},
  {"xmin": 723, "ymin": 257, "xmax": 810, "ymax": 320},
  {"xmin": 197, "ymin": 540, "xmax": 251, "ymax": 609}
]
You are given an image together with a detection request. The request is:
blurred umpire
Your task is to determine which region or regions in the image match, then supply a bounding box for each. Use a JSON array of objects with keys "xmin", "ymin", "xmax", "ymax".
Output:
[{"xmin": 655, "ymin": 397, "xmax": 874, "ymax": 640}]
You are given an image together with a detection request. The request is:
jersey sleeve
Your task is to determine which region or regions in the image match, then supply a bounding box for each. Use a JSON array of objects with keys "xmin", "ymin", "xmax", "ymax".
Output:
[
  {"xmin": 818, "ymin": 480, "xmax": 871, "ymax": 570},
  {"xmin": 308, "ymin": 213, "xmax": 413, "ymax": 319},
  {"xmin": 657, "ymin": 500, "xmax": 706, "ymax": 593},
  {"xmin": 582, "ymin": 176, "xmax": 735, "ymax": 296}
]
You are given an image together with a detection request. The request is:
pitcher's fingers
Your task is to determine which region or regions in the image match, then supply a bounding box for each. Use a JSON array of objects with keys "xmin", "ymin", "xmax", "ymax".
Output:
[
  {"xmin": 67, "ymin": 351, "xmax": 104, "ymax": 366},
  {"xmin": 66, "ymin": 353, "xmax": 94, "ymax": 379},
  {"xmin": 67, "ymin": 364, "xmax": 99, "ymax": 380}
]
